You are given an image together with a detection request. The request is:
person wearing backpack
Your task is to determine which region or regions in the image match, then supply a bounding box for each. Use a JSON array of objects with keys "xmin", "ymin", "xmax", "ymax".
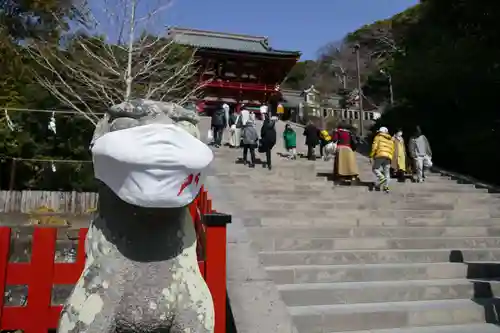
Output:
[
  {"xmin": 211, "ymin": 104, "xmax": 227, "ymax": 147},
  {"xmin": 283, "ymin": 123, "xmax": 297, "ymax": 159}
]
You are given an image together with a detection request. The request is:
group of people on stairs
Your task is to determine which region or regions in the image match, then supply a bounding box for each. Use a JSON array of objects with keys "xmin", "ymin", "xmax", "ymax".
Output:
[
  {"xmin": 284, "ymin": 120, "xmax": 434, "ymax": 193},
  {"xmin": 238, "ymin": 111, "xmax": 276, "ymax": 170},
  {"xmin": 210, "ymin": 103, "xmax": 433, "ymax": 189},
  {"xmin": 370, "ymin": 125, "xmax": 433, "ymax": 192},
  {"xmin": 210, "ymin": 104, "xmax": 276, "ymax": 170},
  {"xmin": 297, "ymin": 121, "xmax": 360, "ymax": 183}
]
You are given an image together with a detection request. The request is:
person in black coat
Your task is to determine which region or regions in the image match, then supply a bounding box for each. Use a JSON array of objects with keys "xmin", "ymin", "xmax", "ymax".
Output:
[
  {"xmin": 260, "ymin": 113, "xmax": 277, "ymax": 170},
  {"xmin": 211, "ymin": 104, "xmax": 227, "ymax": 147},
  {"xmin": 303, "ymin": 121, "xmax": 320, "ymax": 160}
]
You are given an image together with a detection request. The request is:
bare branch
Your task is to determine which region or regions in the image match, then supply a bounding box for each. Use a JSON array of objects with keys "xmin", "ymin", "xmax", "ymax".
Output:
[
  {"xmin": 315, "ymin": 42, "xmax": 361, "ymax": 92},
  {"xmin": 136, "ymin": 0, "xmax": 174, "ymax": 24},
  {"xmin": 27, "ymin": 0, "xmax": 200, "ymax": 123}
]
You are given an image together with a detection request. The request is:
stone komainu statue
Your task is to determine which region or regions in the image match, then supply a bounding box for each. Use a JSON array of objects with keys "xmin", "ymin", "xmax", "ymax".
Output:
[{"xmin": 58, "ymin": 100, "xmax": 215, "ymax": 333}]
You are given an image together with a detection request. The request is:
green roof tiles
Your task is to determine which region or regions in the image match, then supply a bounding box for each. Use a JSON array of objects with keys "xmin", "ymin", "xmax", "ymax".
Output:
[{"xmin": 169, "ymin": 27, "xmax": 301, "ymax": 57}]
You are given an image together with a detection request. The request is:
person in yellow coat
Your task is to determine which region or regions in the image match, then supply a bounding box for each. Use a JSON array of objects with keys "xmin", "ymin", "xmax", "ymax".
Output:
[
  {"xmin": 391, "ymin": 129, "xmax": 407, "ymax": 181},
  {"xmin": 370, "ymin": 127, "xmax": 395, "ymax": 193}
]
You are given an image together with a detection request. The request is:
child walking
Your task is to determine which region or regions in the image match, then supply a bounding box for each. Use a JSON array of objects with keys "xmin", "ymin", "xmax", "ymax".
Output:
[
  {"xmin": 319, "ymin": 129, "xmax": 335, "ymax": 161},
  {"xmin": 283, "ymin": 123, "xmax": 297, "ymax": 159}
]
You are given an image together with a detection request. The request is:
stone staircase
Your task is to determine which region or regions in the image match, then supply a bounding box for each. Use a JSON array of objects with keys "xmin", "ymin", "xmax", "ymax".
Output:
[{"xmin": 207, "ymin": 120, "xmax": 500, "ymax": 333}]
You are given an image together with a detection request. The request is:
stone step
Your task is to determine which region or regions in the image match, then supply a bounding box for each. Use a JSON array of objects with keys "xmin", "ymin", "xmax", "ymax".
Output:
[
  {"xmin": 243, "ymin": 216, "xmax": 500, "ymax": 228},
  {"xmin": 214, "ymin": 165, "xmax": 445, "ymax": 174},
  {"xmin": 253, "ymin": 236, "xmax": 500, "ymax": 252},
  {"xmin": 214, "ymin": 165, "xmax": 434, "ymax": 174},
  {"xmin": 259, "ymin": 248, "xmax": 500, "ymax": 266},
  {"xmin": 220, "ymin": 181, "xmax": 476, "ymax": 192},
  {"xmin": 212, "ymin": 164, "xmax": 320, "ymax": 171},
  {"xmin": 246, "ymin": 192, "xmax": 500, "ymax": 201},
  {"xmin": 238, "ymin": 208, "xmax": 497, "ymax": 220},
  {"xmin": 265, "ymin": 262, "xmax": 468, "ymax": 284},
  {"xmin": 402, "ymin": 177, "xmax": 455, "ymax": 183},
  {"xmin": 214, "ymin": 170, "xmax": 452, "ymax": 182},
  {"xmin": 241, "ymin": 200, "xmax": 497, "ymax": 211},
  {"xmin": 213, "ymin": 163, "xmax": 320, "ymax": 170},
  {"xmin": 289, "ymin": 299, "xmax": 498, "ymax": 332},
  {"xmin": 465, "ymin": 261, "xmax": 500, "ymax": 280},
  {"xmin": 235, "ymin": 198, "xmax": 500, "ymax": 209},
  {"xmin": 278, "ymin": 279, "xmax": 500, "ymax": 306},
  {"xmin": 247, "ymin": 226, "xmax": 500, "ymax": 239},
  {"xmin": 211, "ymin": 138, "xmax": 500, "ymax": 333},
  {"xmin": 213, "ymin": 161, "xmax": 320, "ymax": 168},
  {"xmin": 215, "ymin": 180, "xmax": 330, "ymax": 187},
  {"xmin": 217, "ymin": 172, "xmax": 450, "ymax": 183},
  {"xmin": 213, "ymin": 165, "xmax": 319, "ymax": 172},
  {"xmin": 227, "ymin": 185, "xmax": 488, "ymax": 194},
  {"xmin": 332, "ymin": 323, "xmax": 500, "ymax": 333}
]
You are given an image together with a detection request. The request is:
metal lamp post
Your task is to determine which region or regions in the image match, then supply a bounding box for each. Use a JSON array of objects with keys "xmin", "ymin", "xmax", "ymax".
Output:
[
  {"xmin": 380, "ymin": 69, "xmax": 394, "ymax": 105},
  {"xmin": 353, "ymin": 43, "xmax": 364, "ymax": 137}
]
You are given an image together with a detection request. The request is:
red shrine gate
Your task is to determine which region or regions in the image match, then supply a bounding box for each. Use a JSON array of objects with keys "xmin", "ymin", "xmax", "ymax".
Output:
[{"xmin": 168, "ymin": 27, "xmax": 301, "ymax": 115}]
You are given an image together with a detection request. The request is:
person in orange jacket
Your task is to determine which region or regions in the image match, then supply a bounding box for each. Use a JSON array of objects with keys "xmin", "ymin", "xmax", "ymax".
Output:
[{"xmin": 370, "ymin": 127, "xmax": 395, "ymax": 192}]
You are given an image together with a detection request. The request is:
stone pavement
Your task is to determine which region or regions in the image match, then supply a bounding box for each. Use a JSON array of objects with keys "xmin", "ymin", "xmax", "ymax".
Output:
[{"xmin": 202, "ymin": 119, "xmax": 500, "ymax": 333}]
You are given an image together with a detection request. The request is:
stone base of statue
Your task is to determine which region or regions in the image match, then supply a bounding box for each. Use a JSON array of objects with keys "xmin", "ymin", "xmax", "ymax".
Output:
[{"xmin": 57, "ymin": 100, "xmax": 215, "ymax": 333}]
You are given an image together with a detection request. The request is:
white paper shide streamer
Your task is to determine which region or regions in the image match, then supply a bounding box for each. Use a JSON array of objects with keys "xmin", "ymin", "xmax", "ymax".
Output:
[{"xmin": 48, "ymin": 111, "xmax": 57, "ymax": 134}]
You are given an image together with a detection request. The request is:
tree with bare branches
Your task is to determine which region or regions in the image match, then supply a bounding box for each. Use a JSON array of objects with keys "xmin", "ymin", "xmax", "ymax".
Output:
[
  {"xmin": 316, "ymin": 42, "xmax": 356, "ymax": 90},
  {"xmin": 26, "ymin": 0, "xmax": 200, "ymax": 125},
  {"xmin": 347, "ymin": 20, "xmax": 403, "ymax": 64}
]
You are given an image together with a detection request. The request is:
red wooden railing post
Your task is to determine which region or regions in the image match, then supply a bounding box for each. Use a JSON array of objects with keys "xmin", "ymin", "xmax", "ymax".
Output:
[
  {"xmin": 203, "ymin": 212, "xmax": 231, "ymax": 333},
  {"xmin": 27, "ymin": 228, "xmax": 58, "ymax": 333},
  {"xmin": 0, "ymin": 228, "xmax": 11, "ymax": 322}
]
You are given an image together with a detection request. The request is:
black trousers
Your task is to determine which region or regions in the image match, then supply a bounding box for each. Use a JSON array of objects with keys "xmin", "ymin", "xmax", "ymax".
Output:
[
  {"xmin": 243, "ymin": 144, "xmax": 256, "ymax": 165},
  {"xmin": 307, "ymin": 144, "xmax": 316, "ymax": 160},
  {"xmin": 213, "ymin": 126, "xmax": 224, "ymax": 145},
  {"xmin": 264, "ymin": 148, "xmax": 272, "ymax": 168}
]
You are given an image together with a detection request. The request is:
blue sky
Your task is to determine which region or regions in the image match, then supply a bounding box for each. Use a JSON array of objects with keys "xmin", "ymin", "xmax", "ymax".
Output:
[{"xmin": 92, "ymin": 0, "xmax": 418, "ymax": 60}]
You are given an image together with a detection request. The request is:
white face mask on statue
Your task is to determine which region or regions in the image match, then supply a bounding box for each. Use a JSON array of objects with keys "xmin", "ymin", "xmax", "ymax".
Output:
[{"xmin": 91, "ymin": 124, "xmax": 213, "ymax": 208}]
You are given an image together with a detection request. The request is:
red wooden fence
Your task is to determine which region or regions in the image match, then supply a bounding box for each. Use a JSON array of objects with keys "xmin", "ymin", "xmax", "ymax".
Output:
[{"xmin": 0, "ymin": 187, "xmax": 228, "ymax": 333}]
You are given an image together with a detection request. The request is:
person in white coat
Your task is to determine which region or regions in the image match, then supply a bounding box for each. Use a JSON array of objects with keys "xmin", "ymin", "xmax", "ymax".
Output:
[
  {"xmin": 229, "ymin": 111, "xmax": 241, "ymax": 148},
  {"xmin": 240, "ymin": 108, "xmax": 250, "ymax": 126},
  {"xmin": 222, "ymin": 103, "xmax": 230, "ymax": 145}
]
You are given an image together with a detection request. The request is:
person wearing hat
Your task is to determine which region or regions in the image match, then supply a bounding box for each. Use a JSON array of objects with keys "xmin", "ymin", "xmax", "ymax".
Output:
[{"xmin": 370, "ymin": 126, "xmax": 395, "ymax": 192}]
